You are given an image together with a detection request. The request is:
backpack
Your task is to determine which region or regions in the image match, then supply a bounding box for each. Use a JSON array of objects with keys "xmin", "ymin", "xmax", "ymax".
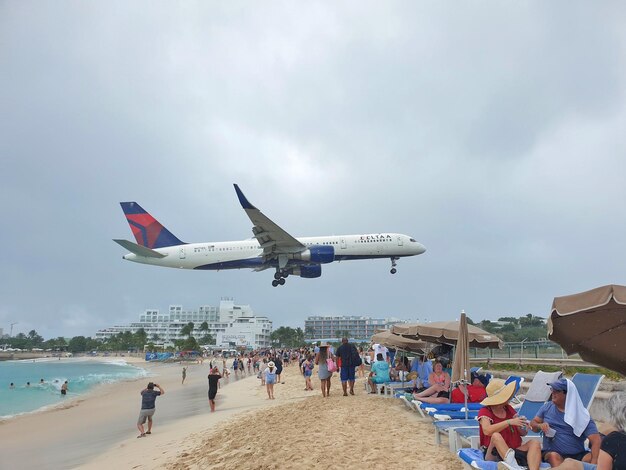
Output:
[{"xmin": 351, "ymin": 345, "xmax": 362, "ymax": 367}]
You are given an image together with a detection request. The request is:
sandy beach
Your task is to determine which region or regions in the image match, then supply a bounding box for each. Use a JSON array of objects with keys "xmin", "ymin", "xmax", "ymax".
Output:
[{"xmin": 0, "ymin": 359, "xmax": 461, "ymax": 470}]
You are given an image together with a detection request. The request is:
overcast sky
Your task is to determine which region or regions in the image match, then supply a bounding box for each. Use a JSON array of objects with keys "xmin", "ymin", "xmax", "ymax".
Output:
[{"xmin": 1, "ymin": 2, "xmax": 625, "ymax": 339}]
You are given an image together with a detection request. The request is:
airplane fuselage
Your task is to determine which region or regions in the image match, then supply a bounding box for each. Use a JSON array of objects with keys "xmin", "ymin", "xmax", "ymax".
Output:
[{"xmin": 123, "ymin": 233, "xmax": 425, "ymax": 271}]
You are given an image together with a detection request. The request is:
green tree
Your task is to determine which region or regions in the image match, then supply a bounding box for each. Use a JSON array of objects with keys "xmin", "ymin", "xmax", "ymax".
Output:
[
  {"xmin": 28, "ymin": 330, "xmax": 44, "ymax": 346},
  {"xmin": 68, "ymin": 336, "xmax": 88, "ymax": 353},
  {"xmin": 180, "ymin": 322, "xmax": 195, "ymax": 338}
]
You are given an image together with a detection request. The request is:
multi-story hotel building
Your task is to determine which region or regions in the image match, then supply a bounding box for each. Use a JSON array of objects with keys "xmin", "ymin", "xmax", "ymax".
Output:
[
  {"xmin": 95, "ymin": 298, "xmax": 272, "ymax": 349},
  {"xmin": 304, "ymin": 315, "xmax": 405, "ymax": 342}
]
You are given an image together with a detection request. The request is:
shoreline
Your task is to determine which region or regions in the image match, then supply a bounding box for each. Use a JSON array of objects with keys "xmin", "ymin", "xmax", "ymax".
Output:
[
  {"xmin": 0, "ymin": 360, "xmax": 464, "ymax": 470},
  {"xmin": 0, "ymin": 355, "xmax": 149, "ymax": 421}
]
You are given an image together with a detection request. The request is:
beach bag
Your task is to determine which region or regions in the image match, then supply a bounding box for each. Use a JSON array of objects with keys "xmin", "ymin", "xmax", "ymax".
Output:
[{"xmin": 327, "ymin": 358, "xmax": 337, "ymax": 372}]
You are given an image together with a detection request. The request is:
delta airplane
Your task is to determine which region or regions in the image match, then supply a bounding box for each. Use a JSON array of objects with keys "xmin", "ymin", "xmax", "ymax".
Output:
[{"xmin": 114, "ymin": 185, "xmax": 426, "ymax": 287}]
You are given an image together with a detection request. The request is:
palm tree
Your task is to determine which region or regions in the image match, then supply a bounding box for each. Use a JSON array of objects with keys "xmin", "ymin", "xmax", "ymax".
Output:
[{"xmin": 180, "ymin": 322, "xmax": 195, "ymax": 338}]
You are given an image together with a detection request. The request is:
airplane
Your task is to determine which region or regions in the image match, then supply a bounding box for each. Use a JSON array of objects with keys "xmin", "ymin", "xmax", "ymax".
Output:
[{"xmin": 114, "ymin": 184, "xmax": 426, "ymax": 287}]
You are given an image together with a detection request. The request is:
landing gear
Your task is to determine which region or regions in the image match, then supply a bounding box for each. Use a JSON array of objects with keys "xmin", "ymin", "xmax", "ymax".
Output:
[
  {"xmin": 390, "ymin": 257, "xmax": 398, "ymax": 274},
  {"xmin": 272, "ymin": 269, "xmax": 289, "ymax": 287}
]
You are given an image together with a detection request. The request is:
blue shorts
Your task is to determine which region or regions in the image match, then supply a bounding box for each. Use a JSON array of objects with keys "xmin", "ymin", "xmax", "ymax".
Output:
[{"xmin": 340, "ymin": 366, "xmax": 356, "ymax": 382}]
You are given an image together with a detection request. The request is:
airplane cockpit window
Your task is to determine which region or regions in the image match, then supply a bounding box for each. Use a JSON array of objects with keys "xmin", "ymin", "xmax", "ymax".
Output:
[{"xmin": 410, "ymin": 238, "xmax": 416, "ymax": 242}]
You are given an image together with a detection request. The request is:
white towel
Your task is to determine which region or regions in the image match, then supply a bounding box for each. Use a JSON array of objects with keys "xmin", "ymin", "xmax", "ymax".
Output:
[{"xmin": 564, "ymin": 378, "xmax": 590, "ymax": 437}]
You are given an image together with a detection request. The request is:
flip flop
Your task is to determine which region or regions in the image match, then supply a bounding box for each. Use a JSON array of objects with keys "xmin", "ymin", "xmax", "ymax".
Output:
[
  {"xmin": 137, "ymin": 433, "xmax": 146, "ymax": 438},
  {"xmin": 145, "ymin": 431, "xmax": 151, "ymax": 434}
]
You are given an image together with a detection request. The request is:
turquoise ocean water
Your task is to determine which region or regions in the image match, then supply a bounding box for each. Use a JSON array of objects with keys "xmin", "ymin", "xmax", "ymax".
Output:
[{"xmin": 0, "ymin": 358, "xmax": 148, "ymax": 418}]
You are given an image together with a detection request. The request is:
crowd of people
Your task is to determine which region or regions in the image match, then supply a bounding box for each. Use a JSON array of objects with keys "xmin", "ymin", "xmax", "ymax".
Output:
[{"xmin": 132, "ymin": 342, "xmax": 626, "ymax": 470}]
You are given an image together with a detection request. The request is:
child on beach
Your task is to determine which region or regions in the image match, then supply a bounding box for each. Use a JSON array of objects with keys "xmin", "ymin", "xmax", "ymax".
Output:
[
  {"xmin": 303, "ymin": 355, "xmax": 314, "ymax": 391},
  {"xmin": 264, "ymin": 361, "xmax": 277, "ymax": 399}
]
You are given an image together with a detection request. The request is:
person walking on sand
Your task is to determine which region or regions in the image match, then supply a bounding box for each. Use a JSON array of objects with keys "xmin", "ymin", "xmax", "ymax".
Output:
[
  {"xmin": 137, "ymin": 382, "xmax": 164, "ymax": 438},
  {"xmin": 315, "ymin": 344, "xmax": 334, "ymax": 398},
  {"xmin": 264, "ymin": 361, "xmax": 277, "ymax": 399},
  {"xmin": 336, "ymin": 337, "xmax": 361, "ymax": 396},
  {"xmin": 302, "ymin": 355, "xmax": 314, "ymax": 391},
  {"xmin": 181, "ymin": 366, "xmax": 187, "ymax": 384},
  {"xmin": 61, "ymin": 381, "xmax": 68, "ymax": 396},
  {"xmin": 207, "ymin": 367, "xmax": 222, "ymax": 412},
  {"xmin": 274, "ymin": 355, "xmax": 284, "ymax": 384}
]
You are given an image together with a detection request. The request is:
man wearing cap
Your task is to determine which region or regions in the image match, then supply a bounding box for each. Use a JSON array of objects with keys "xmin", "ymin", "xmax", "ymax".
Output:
[
  {"xmin": 478, "ymin": 378, "xmax": 542, "ymax": 470},
  {"xmin": 450, "ymin": 372, "xmax": 488, "ymax": 404},
  {"xmin": 529, "ymin": 378, "xmax": 601, "ymax": 467}
]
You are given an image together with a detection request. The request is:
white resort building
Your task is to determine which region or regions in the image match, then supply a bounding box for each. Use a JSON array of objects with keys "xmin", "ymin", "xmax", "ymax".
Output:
[
  {"xmin": 304, "ymin": 315, "xmax": 405, "ymax": 342},
  {"xmin": 95, "ymin": 298, "xmax": 272, "ymax": 349}
]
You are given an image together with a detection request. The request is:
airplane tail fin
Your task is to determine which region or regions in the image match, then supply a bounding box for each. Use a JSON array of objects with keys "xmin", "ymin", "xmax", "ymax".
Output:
[{"xmin": 119, "ymin": 202, "xmax": 186, "ymax": 248}]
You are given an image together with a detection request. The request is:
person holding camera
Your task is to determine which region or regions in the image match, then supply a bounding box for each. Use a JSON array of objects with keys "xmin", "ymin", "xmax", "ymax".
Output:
[{"xmin": 137, "ymin": 382, "xmax": 165, "ymax": 438}]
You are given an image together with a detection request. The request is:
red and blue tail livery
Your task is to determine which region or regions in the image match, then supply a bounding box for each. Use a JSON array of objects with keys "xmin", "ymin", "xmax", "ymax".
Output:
[
  {"xmin": 120, "ymin": 202, "xmax": 185, "ymax": 249},
  {"xmin": 114, "ymin": 185, "xmax": 426, "ymax": 287}
]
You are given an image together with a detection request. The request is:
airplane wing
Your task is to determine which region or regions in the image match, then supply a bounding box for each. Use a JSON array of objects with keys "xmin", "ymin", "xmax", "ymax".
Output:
[
  {"xmin": 113, "ymin": 239, "xmax": 167, "ymax": 258},
  {"xmin": 233, "ymin": 185, "xmax": 305, "ymax": 260}
]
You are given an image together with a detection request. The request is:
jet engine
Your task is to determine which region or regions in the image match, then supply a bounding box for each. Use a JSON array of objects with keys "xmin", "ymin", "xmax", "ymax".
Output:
[
  {"xmin": 291, "ymin": 245, "xmax": 334, "ymax": 264},
  {"xmin": 291, "ymin": 264, "xmax": 322, "ymax": 278}
]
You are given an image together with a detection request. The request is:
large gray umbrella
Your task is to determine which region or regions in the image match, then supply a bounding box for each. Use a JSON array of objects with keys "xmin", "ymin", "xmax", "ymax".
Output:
[
  {"xmin": 392, "ymin": 321, "xmax": 503, "ymax": 349},
  {"xmin": 548, "ymin": 284, "xmax": 626, "ymax": 375},
  {"xmin": 451, "ymin": 312, "xmax": 470, "ymax": 383}
]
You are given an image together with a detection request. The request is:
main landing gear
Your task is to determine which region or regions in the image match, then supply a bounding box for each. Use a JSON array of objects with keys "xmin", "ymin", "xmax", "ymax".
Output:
[
  {"xmin": 390, "ymin": 257, "xmax": 399, "ymax": 274},
  {"xmin": 272, "ymin": 270, "xmax": 288, "ymax": 287}
]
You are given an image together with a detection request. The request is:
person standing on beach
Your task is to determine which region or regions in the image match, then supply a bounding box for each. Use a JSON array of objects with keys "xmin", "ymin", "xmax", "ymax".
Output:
[
  {"xmin": 302, "ymin": 355, "xmax": 314, "ymax": 391},
  {"xmin": 182, "ymin": 366, "xmax": 187, "ymax": 384},
  {"xmin": 61, "ymin": 381, "xmax": 68, "ymax": 396},
  {"xmin": 264, "ymin": 361, "xmax": 277, "ymax": 399},
  {"xmin": 336, "ymin": 337, "xmax": 360, "ymax": 396},
  {"xmin": 315, "ymin": 344, "xmax": 334, "ymax": 398},
  {"xmin": 137, "ymin": 382, "xmax": 164, "ymax": 438},
  {"xmin": 207, "ymin": 367, "xmax": 222, "ymax": 412},
  {"xmin": 274, "ymin": 355, "xmax": 284, "ymax": 384}
]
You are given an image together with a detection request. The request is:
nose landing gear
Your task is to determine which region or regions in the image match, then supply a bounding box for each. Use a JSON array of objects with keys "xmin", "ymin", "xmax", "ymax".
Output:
[{"xmin": 390, "ymin": 257, "xmax": 398, "ymax": 274}]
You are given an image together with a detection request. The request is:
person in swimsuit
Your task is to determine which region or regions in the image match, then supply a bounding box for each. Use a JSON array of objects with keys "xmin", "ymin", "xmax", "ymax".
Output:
[
  {"xmin": 207, "ymin": 367, "xmax": 222, "ymax": 412},
  {"xmin": 412, "ymin": 361, "xmax": 451, "ymax": 404},
  {"xmin": 61, "ymin": 381, "xmax": 68, "ymax": 396}
]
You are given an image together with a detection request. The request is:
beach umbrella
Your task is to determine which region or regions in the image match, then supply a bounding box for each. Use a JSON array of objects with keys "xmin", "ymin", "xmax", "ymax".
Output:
[
  {"xmin": 548, "ymin": 284, "xmax": 626, "ymax": 376},
  {"xmin": 451, "ymin": 311, "xmax": 471, "ymax": 419},
  {"xmin": 451, "ymin": 311, "xmax": 471, "ymax": 383},
  {"xmin": 392, "ymin": 321, "xmax": 503, "ymax": 349},
  {"xmin": 370, "ymin": 330, "xmax": 429, "ymax": 353}
]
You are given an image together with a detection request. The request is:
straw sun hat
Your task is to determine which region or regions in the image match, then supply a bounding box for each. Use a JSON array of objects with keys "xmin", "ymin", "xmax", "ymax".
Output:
[
  {"xmin": 267, "ymin": 361, "xmax": 275, "ymax": 368},
  {"xmin": 480, "ymin": 378, "xmax": 517, "ymax": 406}
]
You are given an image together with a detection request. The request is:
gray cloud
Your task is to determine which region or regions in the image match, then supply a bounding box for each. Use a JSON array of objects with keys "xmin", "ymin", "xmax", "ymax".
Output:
[{"xmin": 1, "ymin": 1, "xmax": 625, "ymax": 338}]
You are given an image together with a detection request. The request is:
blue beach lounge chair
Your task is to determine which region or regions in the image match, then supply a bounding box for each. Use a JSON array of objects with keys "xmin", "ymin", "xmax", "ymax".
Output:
[{"xmin": 443, "ymin": 370, "xmax": 562, "ymax": 454}]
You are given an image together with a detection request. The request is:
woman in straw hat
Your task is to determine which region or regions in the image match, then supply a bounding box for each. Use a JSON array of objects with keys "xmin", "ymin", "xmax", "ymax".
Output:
[
  {"xmin": 478, "ymin": 378, "xmax": 542, "ymax": 470},
  {"xmin": 264, "ymin": 361, "xmax": 277, "ymax": 399}
]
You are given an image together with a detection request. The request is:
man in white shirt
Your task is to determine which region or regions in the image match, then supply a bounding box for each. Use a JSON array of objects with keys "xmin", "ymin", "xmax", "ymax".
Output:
[{"xmin": 372, "ymin": 343, "xmax": 389, "ymax": 364}]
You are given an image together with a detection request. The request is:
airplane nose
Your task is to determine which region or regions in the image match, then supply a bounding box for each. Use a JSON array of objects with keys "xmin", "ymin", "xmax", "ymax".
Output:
[{"xmin": 416, "ymin": 243, "xmax": 426, "ymax": 254}]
